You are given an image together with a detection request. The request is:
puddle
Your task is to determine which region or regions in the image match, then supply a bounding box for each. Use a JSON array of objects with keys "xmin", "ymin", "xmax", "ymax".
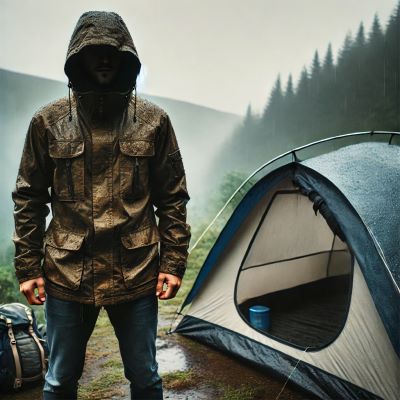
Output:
[
  {"xmin": 156, "ymin": 337, "xmax": 188, "ymax": 374},
  {"xmin": 165, "ymin": 387, "xmax": 215, "ymax": 399}
]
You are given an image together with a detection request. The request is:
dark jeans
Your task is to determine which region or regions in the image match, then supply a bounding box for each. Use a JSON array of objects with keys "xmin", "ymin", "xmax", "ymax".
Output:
[{"xmin": 43, "ymin": 292, "xmax": 163, "ymax": 400}]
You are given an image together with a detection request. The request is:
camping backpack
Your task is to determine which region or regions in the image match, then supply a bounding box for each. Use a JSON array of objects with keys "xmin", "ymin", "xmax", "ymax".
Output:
[{"xmin": 0, "ymin": 303, "xmax": 48, "ymax": 391}]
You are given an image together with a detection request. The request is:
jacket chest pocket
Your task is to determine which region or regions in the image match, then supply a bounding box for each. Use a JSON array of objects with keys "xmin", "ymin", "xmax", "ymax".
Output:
[
  {"xmin": 49, "ymin": 140, "xmax": 85, "ymax": 201},
  {"xmin": 119, "ymin": 139, "xmax": 154, "ymax": 200}
]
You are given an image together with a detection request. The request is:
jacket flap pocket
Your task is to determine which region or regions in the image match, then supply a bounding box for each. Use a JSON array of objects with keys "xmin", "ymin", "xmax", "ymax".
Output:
[
  {"xmin": 121, "ymin": 224, "xmax": 160, "ymax": 249},
  {"xmin": 49, "ymin": 140, "xmax": 85, "ymax": 158},
  {"xmin": 119, "ymin": 140, "xmax": 154, "ymax": 157},
  {"xmin": 45, "ymin": 228, "xmax": 85, "ymax": 250}
]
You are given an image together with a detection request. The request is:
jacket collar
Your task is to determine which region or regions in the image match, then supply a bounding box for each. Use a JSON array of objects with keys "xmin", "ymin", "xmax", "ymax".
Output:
[{"xmin": 73, "ymin": 90, "xmax": 131, "ymax": 126}]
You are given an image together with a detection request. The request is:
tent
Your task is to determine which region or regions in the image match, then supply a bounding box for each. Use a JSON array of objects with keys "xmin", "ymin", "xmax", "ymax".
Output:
[{"xmin": 175, "ymin": 136, "xmax": 400, "ymax": 400}]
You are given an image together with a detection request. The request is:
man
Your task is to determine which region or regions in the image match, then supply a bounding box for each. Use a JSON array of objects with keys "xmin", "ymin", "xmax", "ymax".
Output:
[{"xmin": 12, "ymin": 11, "xmax": 191, "ymax": 400}]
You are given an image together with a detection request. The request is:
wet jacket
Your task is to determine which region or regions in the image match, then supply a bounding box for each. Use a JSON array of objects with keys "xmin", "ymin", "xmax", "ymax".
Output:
[{"xmin": 12, "ymin": 11, "xmax": 191, "ymax": 306}]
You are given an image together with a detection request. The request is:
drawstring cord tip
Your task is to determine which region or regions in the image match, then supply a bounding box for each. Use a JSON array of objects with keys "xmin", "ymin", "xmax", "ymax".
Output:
[
  {"xmin": 68, "ymin": 81, "xmax": 73, "ymax": 122},
  {"xmin": 133, "ymin": 85, "xmax": 137, "ymax": 123}
]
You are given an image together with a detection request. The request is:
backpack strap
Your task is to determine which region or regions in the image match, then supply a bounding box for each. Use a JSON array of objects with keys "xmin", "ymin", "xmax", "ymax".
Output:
[
  {"xmin": 4, "ymin": 317, "xmax": 23, "ymax": 389},
  {"xmin": 23, "ymin": 306, "xmax": 47, "ymax": 379}
]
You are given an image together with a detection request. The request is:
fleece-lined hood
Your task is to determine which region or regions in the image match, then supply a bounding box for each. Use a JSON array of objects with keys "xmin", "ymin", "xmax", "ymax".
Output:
[{"xmin": 64, "ymin": 11, "xmax": 141, "ymax": 94}]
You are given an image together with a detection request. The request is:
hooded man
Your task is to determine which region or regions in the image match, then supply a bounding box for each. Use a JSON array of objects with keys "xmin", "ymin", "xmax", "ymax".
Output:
[{"xmin": 12, "ymin": 11, "xmax": 191, "ymax": 400}]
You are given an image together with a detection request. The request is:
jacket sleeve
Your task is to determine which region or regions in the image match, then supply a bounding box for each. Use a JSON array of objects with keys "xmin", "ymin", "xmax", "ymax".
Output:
[
  {"xmin": 149, "ymin": 113, "xmax": 191, "ymax": 279},
  {"xmin": 12, "ymin": 117, "xmax": 52, "ymax": 284}
]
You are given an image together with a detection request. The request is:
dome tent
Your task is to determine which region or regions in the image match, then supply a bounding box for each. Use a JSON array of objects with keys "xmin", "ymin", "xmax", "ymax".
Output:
[{"xmin": 174, "ymin": 134, "xmax": 400, "ymax": 399}]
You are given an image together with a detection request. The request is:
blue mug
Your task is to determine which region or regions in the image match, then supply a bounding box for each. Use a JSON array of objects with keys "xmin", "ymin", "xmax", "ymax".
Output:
[{"xmin": 249, "ymin": 305, "xmax": 270, "ymax": 331}]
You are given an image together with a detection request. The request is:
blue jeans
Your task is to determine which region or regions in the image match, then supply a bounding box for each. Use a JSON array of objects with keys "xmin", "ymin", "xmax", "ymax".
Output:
[{"xmin": 43, "ymin": 293, "xmax": 163, "ymax": 400}]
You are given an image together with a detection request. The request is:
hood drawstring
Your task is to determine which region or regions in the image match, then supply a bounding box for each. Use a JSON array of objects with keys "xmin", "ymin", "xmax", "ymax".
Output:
[
  {"xmin": 133, "ymin": 85, "xmax": 137, "ymax": 123},
  {"xmin": 68, "ymin": 81, "xmax": 73, "ymax": 122}
]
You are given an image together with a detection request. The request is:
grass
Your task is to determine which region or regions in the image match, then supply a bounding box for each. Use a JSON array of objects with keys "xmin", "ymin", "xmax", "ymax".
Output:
[
  {"xmin": 78, "ymin": 368, "xmax": 126, "ymax": 400},
  {"xmin": 77, "ymin": 309, "xmax": 128, "ymax": 399},
  {"xmin": 101, "ymin": 358, "xmax": 122, "ymax": 370},
  {"xmin": 217, "ymin": 383, "xmax": 266, "ymax": 400},
  {"xmin": 157, "ymin": 325, "xmax": 171, "ymax": 336},
  {"xmin": 161, "ymin": 369, "xmax": 197, "ymax": 390}
]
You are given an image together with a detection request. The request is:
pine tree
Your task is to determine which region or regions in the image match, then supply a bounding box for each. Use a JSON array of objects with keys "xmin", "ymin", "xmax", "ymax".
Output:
[
  {"xmin": 337, "ymin": 32, "xmax": 353, "ymax": 65},
  {"xmin": 243, "ymin": 103, "xmax": 256, "ymax": 133},
  {"xmin": 310, "ymin": 50, "xmax": 321, "ymax": 99},
  {"xmin": 285, "ymin": 74, "xmax": 294, "ymax": 97},
  {"xmin": 336, "ymin": 32, "xmax": 355, "ymax": 129},
  {"xmin": 278, "ymin": 75, "xmax": 296, "ymax": 137},
  {"xmin": 355, "ymin": 22, "xmax": 366, "ymax": 47},
  {"xmin": 292, "ymin": 67, "xmax": 311, "ymax": 137},
  {"xmin": 311, "ymin": 51, "xmax": 321, "ymax": 77},
  {"xmin": 264, "ymin": 75, "xmax": 283, "ymax": 116},
  {"xmin": 353, "ymin": 22, "xmax": 366, "ymax": 77},
  {"xmin": 320, "ymin": 43, "xmax": 338, "ymax": 133},
  {"xmin": 296, "ymin": 67, "xmax": 309, "ymax": 98},
  {"xmin": 351, "ymin": 22, "xmax": 368, "ymax": 127},
  {"xmin": 383, "ymin": 1, "xmax": 400, "ymax": 129},
  {"xmin": 364, "ymin": 14, "xmax": 386, "ymax": 127},
  {"xmin": 322, "ymin": 43, "xmax": 335, "ymax": 77},
  {"xmin": 262, "ymin": 75, "xmax": 283, "ymax": 137}
]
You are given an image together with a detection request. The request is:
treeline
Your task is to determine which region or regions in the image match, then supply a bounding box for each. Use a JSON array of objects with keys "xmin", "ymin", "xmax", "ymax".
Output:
[{"xmin": 211, "ymin": 3, "xmax": 400, "ymax": 177}]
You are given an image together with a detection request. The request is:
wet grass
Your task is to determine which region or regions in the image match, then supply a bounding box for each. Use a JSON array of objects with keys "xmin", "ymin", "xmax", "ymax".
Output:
[
  {"xmin": 78, "ymin": 369, "xmax": 126, "ymax": 400},
  {"xmin": 101, "ymin": 358, "xmax": 123, "ymax": 369},
  {"xmin": 77, "ymin": 309, "xmax": 129, "ymax": 399},
  {"xmin": 216, "ymin": 383, "xmax": 267, "ymax": 400},
  {"xmin": 157, "ymin": 324, "xmax": 171, "ymax": 336},
  {"xmin": 161, "ymin": 369, "xmax": 197, "ymax": 390}
]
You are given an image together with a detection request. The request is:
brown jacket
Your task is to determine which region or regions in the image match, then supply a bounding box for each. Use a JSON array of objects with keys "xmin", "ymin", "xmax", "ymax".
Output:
[{"xmin": 12, "ymin": 11, "xmax": 191, "ymax": 306}]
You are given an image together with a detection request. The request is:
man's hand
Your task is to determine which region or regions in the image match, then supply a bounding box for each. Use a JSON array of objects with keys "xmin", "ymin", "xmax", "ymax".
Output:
[
  {"xmin": 156, "ymin": 272, "xmax": 181, "ymax": 300},
  {"xmin": 19, "ymin": 277, "xmax": 46, "ymax": 305}
]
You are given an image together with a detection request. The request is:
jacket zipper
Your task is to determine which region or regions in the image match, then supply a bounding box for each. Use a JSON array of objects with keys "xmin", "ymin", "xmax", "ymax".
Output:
[{"xmin": 65, "ymin": 159, "xmax": 75, "ymax": 199}]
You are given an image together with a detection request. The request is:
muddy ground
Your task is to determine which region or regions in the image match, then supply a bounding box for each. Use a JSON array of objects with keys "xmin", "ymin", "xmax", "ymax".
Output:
[{"xmin": 2, "ymin": 306, "xmax": 312, "ymax": 400}]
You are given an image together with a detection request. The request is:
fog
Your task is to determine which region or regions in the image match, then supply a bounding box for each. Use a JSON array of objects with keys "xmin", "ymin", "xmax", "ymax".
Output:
[{"xmin": 0, "ymin": 0, "xmax": 395, "ymax": 114}]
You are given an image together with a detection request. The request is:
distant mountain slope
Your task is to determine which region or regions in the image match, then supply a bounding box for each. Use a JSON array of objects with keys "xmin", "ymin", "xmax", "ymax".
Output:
[{"xmin": 0, "ymin": 68, "xmax": 241, "ymax": 256}]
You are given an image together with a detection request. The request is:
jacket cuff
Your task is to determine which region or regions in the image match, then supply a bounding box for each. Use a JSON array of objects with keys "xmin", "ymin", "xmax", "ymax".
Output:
[
  {"xmin": 159, "ymin": 259, "xmax": 187, "ymax": 279},
  {"xmin": 15, "ymin": 266, "xmax": 43, "ymax": 284}
]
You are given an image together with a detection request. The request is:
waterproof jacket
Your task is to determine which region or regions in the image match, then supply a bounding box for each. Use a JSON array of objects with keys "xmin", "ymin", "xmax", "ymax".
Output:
[{"xmin": 12, "ymin": 11, "xmax": 191, "ymax": 306}]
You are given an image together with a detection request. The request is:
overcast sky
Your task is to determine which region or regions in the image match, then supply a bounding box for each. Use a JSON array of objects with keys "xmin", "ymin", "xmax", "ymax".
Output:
[{"xmin": 0, "ymin": 0, "xmax": 397, "ymax": 115}]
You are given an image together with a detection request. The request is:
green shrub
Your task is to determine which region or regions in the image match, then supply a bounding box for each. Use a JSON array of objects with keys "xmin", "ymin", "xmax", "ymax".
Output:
[
  {"xmin": 0, "ymin": 264, "xmax": 20, "ymax": 303},
  {"xmin": 0, "ymin": 263, "xmax": 46, "ymax": 325}
]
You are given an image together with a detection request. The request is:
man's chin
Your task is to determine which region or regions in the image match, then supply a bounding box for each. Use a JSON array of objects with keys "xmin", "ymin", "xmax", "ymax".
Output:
[
  {"xmin": 93, "ymin": 72, "xmax": 117, "ymax": 86},
  {"xmin": 97, "ymin": 79, "xmax": 115, "ymax": 86},
  {"xmin": 89, "ymin": 80, "xmax": 117, "ymax": 92}
]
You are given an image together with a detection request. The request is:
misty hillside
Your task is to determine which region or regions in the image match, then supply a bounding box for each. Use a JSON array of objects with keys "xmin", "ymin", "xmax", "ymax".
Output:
[
  {"xmin": 207, "ymin": 3, "xmax": 400, "ymax": 186},
  {"xmin": 0, "ymin": 68, "xmax": 241, "ymax": 257}
]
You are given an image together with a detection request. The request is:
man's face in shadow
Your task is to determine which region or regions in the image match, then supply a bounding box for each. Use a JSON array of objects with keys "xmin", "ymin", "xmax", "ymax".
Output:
[{"xmin": 80, "ymin": 45, "xmax": 122, "ymax": 87}]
